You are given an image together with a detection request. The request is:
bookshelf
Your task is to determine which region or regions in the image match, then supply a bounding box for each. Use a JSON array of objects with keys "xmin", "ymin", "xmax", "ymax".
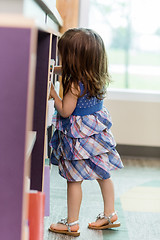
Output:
[{"xmin": 0, "ymin": 14, "xmax": 60, "ymax": 240}]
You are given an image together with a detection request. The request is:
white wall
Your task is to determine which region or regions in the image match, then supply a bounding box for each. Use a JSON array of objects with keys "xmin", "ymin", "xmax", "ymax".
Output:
[
  {"xmin": 104, "ymin": 89, "xmax": 160, "ymax": 147},
  {"xmin": 0, "ymin": 0, "xmax": 23, "ymax": 13}
]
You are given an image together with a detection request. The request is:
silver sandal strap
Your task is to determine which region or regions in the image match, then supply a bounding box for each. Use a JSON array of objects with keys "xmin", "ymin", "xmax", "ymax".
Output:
[
  {"xmin": 57, "ymin": 218, "xmax": 79, "ymax": 233},
  {"xmin": 67, "ymin": 220, "xmax": 79, "ymax": 226},
  {"xmin": 96, "ymin": 212, "xmax": 105, "ymax": 220},
  {"xmin": 66, "ymin": 220, "xmax": 79, "ymax": 232},
  {"xmin": 107, "ymin": 212, "xmax": 117, "ymax": 224},
  {"xmin": 57, "ymin": 218, "xmax": 67, "ymax": 225},
  {"xmin": 96, "ymin": 211, "xmax": 118, "ymax": 224}
]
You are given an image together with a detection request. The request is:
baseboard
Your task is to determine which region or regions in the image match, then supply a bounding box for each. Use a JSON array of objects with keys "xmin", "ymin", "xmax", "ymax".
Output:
[{"xmin": 116, "ymin": 144, "xmax": 160, "ymax": 158}]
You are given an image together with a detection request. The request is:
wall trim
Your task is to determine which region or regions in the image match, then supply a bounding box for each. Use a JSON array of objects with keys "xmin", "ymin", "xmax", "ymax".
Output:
[
  {"xmin": 107, "ymin": 88, "xmax": 160, "ymax": 103},
  {"xmin": 117, "ymin": 144, "xmax": 160, "ymax": 158}
]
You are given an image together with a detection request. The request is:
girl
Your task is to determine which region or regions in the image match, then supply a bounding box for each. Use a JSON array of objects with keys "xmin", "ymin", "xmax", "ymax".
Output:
[{"xmin": 49, "ymin": 28, "xmax": 124, "ymax": 237}]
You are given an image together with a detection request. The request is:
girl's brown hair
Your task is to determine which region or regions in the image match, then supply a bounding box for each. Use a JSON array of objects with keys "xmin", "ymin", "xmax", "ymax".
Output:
[{"xmin": 58, "ymin": 28, "xmax": 110, "ymax": 99}]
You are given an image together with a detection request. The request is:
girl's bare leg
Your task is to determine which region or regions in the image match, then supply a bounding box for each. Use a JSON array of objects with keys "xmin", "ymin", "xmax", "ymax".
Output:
[
  {"xmin": 89, "ymin": 178, "xmax": 118, "ymax": 227},
  {"xmin": 67, "ymin": 181, "xmax": 82, "ymax": 223},
  {"xmin": 50, "ymin": 181, "xmax": 82, "ymax": 231}
]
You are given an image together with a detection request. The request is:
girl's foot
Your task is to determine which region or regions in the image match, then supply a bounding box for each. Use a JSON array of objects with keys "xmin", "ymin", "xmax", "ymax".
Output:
[
  {"xmin": 50, "ymin": 223, "xmax": 79, "ymax": 232},
  {"xmin": 49, "ymin": 218, "xmax": 80, "ymax": 237},
  {"xmin": 88, "ymin": 212, "xmax": 120, "ymax": 229}
]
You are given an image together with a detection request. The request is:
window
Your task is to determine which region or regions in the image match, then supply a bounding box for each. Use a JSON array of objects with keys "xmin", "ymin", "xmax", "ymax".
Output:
[{"xmin": 86, "ymin": 0, "xmax": 160, "ymax": 91}]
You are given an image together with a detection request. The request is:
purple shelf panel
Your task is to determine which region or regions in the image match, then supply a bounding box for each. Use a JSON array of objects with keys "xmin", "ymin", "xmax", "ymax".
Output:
[
  {"xmin": 51, "ymin": 35, "xmax": 57, "ymax": 61},
  {"xmin": 44, "ymin": 165, "xmax": 50, "ymax": 216},
  {"xmin": 0, "ymin": 27, "xmax": 31, "ymax": 240},
  {"xmin": 30, "ymin": 31, "xmax": 50, "ymax": 191}
]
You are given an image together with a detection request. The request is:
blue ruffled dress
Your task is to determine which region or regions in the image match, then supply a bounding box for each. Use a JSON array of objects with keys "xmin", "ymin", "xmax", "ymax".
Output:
[{"xmin": 50, "ymin": 83, "xmax": 124, "ymax": 182}]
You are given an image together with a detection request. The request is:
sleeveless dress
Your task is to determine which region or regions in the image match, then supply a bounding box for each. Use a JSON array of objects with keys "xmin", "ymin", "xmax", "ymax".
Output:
[{"xmin": 50, "ymin": 83, "xmax": 124, "ymax": 182}]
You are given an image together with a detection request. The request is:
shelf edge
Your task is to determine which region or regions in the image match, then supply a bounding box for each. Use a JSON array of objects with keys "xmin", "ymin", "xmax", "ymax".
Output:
[
  {"xmin": 33, "ymin": 0, "xmax": 63, "ymax": 27},
  {"xmin": 26, "ymin": 131, "xmax": 37, "ymax": 160}
]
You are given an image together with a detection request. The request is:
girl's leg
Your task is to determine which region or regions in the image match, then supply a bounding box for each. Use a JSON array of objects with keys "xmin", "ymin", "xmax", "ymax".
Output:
[
  {"xmin": 50, "ymin": 180, "xmax": 82, "ymax": 232},
  {"xmin": 89, "ymin": 178, "xmax": 118, "ymax": 227},
  {"xmin": 67, "ymin": 181, "xmax": 83, "ymax": 224}
]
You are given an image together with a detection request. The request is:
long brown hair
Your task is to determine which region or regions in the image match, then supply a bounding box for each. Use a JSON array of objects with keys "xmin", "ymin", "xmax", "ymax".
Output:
[{"xmin": 58, "ymin": 28, "xmax": 111, "ymax": 99}]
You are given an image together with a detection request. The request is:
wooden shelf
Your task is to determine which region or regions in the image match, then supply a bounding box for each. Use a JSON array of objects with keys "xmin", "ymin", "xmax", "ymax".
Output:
[
  {"xmin": 26, "ymin": 131, "xmax": 37, "ymax": 160},
  {"xmin": 0, "ymin": 14, "xmax": 36, "ymax": 28}
]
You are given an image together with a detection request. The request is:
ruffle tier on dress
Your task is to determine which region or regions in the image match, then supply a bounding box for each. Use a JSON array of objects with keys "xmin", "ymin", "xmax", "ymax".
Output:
[{"xmin": 50, "ymin": 107, "xmax": 124, "ymax": 182}]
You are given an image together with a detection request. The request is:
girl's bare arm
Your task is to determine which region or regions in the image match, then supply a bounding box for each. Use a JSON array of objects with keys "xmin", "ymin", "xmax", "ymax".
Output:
[{"xmin": 50, "ymin": 82, "xmax": 78, "ymax": 118}]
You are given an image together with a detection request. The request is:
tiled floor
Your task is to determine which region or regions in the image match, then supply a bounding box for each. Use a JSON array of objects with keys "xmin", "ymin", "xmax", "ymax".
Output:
[{"xmin": 44, "ymin": 157, "xmax": 160, "ymax": 240}]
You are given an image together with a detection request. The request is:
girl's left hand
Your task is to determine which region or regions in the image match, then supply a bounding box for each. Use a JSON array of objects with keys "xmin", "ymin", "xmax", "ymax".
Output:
[{"xmin": 49, "ymin": 82, "xmax": 56, "ymax": 99}]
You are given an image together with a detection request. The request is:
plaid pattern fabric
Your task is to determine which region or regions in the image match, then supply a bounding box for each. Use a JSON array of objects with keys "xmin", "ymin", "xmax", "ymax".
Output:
[
  {"xmin": 50, "ymin": 107, "xmax": 124, "ymax": 181},
  {"xmin": 52, "ymin": 107, "xmax": 112, "ymax": 138},
  {"xmin": 58, "ymin": 157, "xmax": 111, "ymax": 182}
]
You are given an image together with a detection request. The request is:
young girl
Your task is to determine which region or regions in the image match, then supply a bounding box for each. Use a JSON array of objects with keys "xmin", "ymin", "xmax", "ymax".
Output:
[{"xmin": 49, "ymin": 28, "xmax": 124, "ymax": 237}]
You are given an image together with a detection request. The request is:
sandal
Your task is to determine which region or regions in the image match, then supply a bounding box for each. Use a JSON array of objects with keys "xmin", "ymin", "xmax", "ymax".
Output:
[
  {"xmin": 49, "ymin": 218, "xmax": 80, "ymax": 237},
  {"xmin": 88, "ymin": 212, "xmax": 121, "ymax": 230}
]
